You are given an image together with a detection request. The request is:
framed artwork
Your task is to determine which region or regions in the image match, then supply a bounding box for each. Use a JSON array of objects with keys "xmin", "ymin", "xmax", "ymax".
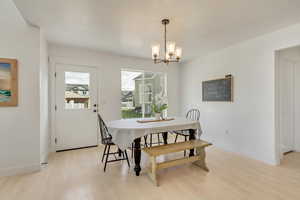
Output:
[{"xmin": 0, "ymin": 58, "xmax": 18, "ymax": 106}]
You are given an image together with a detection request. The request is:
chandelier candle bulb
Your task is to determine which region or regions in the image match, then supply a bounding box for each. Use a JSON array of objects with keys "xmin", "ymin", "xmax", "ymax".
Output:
[
  {"xmin": 165, "ymin": 53, "xmax": 170, "ymax": 61},
  {"xmin": 165, "ymin": 53, "xmax": 171, "ymax": 63},
  {"xmin": 152, "ymin": 44, "xmax": 160, "ymax": 59},
  {"xmin": 167, "ymin": 42, "xmax": 176, "ymax": 55},
  {"xmin": 176, "ymin": 47, "xmax": 182, "ymax": 59}
]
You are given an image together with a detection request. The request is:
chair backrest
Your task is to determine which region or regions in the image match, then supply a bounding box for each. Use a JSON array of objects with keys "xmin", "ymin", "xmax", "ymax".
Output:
[
  {"xmin": 186, "ymin": 109, "xmax": 200, "ymax": 121},
  {"xmin": 97, "ymin": 114, "xmax": 112, "ymax": 144}
]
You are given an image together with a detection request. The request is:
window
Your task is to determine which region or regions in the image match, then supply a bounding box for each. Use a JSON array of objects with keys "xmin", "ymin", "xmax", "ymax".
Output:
[
  {"xmin": 121, "ymin": 70, "xmax": 167, "ymax": 119},
  {"xmin": 65, "ymin": 72, "xmax": 90, "ymax": 109}
]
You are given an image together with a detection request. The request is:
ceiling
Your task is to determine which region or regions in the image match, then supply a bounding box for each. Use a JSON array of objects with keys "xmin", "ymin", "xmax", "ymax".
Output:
[{"xmin": 13, "ymin": 0, "xmax": 300, "ymax": 61}]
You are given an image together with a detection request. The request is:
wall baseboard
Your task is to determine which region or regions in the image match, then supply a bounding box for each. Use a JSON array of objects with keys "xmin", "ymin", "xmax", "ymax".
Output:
[{"xmin": 0, "ymin": 163, "xmax": 41, "ymax": 177}]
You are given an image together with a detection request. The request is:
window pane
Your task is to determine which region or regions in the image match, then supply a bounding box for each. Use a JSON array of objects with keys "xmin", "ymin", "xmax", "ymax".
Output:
[
  {"xmin": 144, "ymin": 72, "xmax": 166, "ymax": 118},
  {"xmin": 121, "ymin": 71, "xmax": 143, "ymax": 118},
  {"xmin": 65, "ymin": 72, "xmax": 90, "ymax": 109},
  {"xmin": 121, "ymin": 70, "xmax": 167, "ymax": 119}
]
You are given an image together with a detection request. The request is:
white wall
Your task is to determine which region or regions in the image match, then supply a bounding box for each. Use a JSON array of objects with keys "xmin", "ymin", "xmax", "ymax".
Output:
[
  {"xmin": 0, "ymin": 0, "xmax": 41, "ymax": 176},
  {"xmin": 48, "ymin": 44, "xmax": 180, "ymax": 151},
  {"xmin": 180, "ymin": 23, "xmax": 300, "ymax": 165},
  {"xmin": 39, "ymin": 31, "xmax": 49, "ymax": 163}
]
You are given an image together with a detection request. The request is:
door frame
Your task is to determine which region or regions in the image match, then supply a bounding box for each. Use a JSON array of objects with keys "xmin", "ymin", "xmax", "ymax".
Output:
[
  {"xmin": 275, "ymin": 48, "xmax": 298, "ymax": 164},
  {"xmin": 50, "ymin": 58, "xmax": 100, "ymax": 152}
]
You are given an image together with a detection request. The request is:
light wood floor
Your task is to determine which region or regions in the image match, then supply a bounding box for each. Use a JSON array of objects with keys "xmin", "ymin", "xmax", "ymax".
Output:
[{"xmin": 1, "ymin": 144, "xmax": 300, "ymax": 200}]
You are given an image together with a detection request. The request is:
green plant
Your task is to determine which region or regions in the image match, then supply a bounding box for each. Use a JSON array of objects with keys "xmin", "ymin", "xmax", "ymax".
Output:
[{"xmin": 152, "ymin": 103, "xmax": 168, "ymax": 113}]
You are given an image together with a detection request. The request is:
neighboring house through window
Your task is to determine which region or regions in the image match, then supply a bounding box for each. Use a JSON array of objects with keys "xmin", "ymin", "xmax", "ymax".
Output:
[{"xmin": 121, "ymin": 70, "xmax": 167, "ymax": 119}]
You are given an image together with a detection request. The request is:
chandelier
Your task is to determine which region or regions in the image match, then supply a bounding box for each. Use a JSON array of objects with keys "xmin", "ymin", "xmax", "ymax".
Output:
[{"xmin": 151, "ymin": 19, "xmax": 182, "ymax": 64}]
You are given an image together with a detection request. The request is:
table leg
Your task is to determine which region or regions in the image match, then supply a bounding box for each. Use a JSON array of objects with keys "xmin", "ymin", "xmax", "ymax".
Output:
[
  {"xmin": 162, "ymin": 132, "xmax": 168, "ymax": 145},
  {"xmin": 118, "ymin": 148, "xmax": 122, "ymax": 157},
  {"xmin": 189, "ymin": 129, "xmax": 196, "ymax": 157},
  {"xmin": 134, "ymin": 138, "xmax": 141, "ymax": 176}
]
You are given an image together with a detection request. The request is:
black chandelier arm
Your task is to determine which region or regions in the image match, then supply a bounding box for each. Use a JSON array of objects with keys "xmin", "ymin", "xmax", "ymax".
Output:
[
  {"xmin": 153, "ymin": 58, "xmax": 180, "ymax": 64},
  {"xmin": 167, "ymin": 59, "xmax": 180, "ymax": 63},
  {"xmin": 165, "ymin": 59, "xmax": 180, "ymax": 63},
  {"xmin": 153, "ymin": 59, "xmax": 163, "ymax": 64}
]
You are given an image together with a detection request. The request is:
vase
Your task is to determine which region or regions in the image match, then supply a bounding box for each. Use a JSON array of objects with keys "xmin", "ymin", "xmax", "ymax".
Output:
[{"xmin": 155, "ymin": 113, "xmax": 161, "ymax": 120}]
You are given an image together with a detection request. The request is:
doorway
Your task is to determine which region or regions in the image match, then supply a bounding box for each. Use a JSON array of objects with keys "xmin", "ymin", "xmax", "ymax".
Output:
[
  {"xmin": 275, "ymin": 46, "xmax": 300, "ymax": 162},
  {"xmin": 54, "ymin": 63, "xmax": 98, "ymax": 151}
]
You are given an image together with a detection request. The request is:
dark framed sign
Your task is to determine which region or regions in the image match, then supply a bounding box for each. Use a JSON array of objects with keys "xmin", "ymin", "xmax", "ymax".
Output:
[{"xmin": 202, "ymin": 75, "xmax": 233, "ymax": 102}]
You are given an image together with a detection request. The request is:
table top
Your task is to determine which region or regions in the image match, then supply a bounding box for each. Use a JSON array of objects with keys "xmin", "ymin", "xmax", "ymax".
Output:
[
  {"xmin": 107, "ymin": 117, "xmax": 199, "ymax": 130},
  {"xmin": 107, "ymin": 117, "xmax": 202, "ymax": 150}
]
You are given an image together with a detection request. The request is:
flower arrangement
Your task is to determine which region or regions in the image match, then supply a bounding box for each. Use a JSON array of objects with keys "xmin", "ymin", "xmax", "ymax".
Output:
[
  {"xmin": 152, "ymin": 103, "xmax": 168, "ymax": 114},
  {"xmin": 152, "ymin": 103, "xmax": 168, "ymax": 120},
  {"xmin": 152, "ymin": 93, "xmax": 168, "ymax": 119}
]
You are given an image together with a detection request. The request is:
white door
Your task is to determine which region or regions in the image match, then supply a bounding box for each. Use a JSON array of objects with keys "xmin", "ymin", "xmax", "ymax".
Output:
[
  {"xmin": 279, "ymin": 58, "xmax": 295, "ymax": 154},
  {"xmin": 55, "ymin": 64, "xmax": 98, "ymax": 151}
]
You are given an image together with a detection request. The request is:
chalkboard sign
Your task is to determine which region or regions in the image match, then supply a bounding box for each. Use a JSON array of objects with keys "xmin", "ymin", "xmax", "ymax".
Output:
[{"xmin": 202, "ymin": 76, "xmax": 233, "ymax": 102}]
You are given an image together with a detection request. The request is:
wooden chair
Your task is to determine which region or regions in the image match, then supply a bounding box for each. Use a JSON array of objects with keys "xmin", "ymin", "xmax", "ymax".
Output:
[
  {"xmin": 98, "ymin": 114, "xmax": 130, "ymax": 172},
  {"xmin": 174, "ymin": 109, "xmax": 201, "ymax": 156}
]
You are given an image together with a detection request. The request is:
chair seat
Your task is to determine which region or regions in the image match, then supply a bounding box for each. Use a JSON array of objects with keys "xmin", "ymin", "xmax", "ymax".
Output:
[{"xmin": 102, "ymin": 137, "xmax": 115, "ymax": 145}]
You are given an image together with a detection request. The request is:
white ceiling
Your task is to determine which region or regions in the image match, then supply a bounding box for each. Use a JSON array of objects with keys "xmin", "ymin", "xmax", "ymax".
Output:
[{"xmin": 13, "ymin": 0, "xmax": 300, "ymax": 61}]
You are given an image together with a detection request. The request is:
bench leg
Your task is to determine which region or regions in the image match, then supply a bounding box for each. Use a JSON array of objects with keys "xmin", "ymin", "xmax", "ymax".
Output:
[
  {"xmin": 193, "ymin": 147, "xmax": 209, "ymax": 172},
  {"xmin": 149, "ymin": 156, "xmax": 158, "ymax": 186}
]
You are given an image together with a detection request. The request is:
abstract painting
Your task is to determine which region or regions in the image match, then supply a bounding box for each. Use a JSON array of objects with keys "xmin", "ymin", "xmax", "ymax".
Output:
[{"xmin": 0, "ymin": 58, "xmax": 18, "ymax": 106}]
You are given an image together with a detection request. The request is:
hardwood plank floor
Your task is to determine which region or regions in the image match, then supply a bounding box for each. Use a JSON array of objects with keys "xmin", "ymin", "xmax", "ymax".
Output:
[{"xmin": 0, "ymin": 142, "xmax": 300, "ymax": 200}]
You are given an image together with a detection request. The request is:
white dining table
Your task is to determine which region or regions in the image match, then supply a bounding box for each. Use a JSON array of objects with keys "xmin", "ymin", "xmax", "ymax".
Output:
[{"xmin": 106, "ymin": 117, "xmax": 202, "ymax": 176}]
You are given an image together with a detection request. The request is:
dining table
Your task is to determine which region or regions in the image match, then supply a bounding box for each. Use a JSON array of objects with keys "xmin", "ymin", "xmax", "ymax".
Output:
[{"xmin": 106, "ymin": 117, "xmax": 202, "ymax": 176}]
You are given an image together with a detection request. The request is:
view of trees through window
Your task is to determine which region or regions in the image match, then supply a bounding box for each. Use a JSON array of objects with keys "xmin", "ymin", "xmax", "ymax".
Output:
[{"xmin": 121, "ymin": 70, "xmax": 167, "ymax": 119}]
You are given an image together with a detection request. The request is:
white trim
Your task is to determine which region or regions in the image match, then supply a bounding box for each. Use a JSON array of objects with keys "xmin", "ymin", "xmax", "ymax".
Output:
[
  {"xmin": 0, "ymin": 164, "xmax": 41, "ymax": 177},
  {"xmin": 49, "ymin": 57, "xmax": 56, "ymax": 153},
  {"xmin": 274, "ymin": 50, "xmax": 281, "ymax": 165}
]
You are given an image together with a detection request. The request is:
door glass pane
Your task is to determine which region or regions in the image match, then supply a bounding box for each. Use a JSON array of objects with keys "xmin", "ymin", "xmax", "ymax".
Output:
[{"xmin": 65, "ymin": 72, "xmax": 90, "ymax": 109}]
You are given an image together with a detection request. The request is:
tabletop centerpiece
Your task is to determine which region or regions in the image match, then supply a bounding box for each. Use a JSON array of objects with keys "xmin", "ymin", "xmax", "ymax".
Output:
[{"xmin": 152, "ymin": 103, "xmax": 168, "ymax": 120}]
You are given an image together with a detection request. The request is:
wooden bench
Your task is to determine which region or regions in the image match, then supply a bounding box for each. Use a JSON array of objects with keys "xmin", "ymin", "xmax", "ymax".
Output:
[{"xmin": 143, "ymin": 139, "xmax": 212, "ymax": 186}]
